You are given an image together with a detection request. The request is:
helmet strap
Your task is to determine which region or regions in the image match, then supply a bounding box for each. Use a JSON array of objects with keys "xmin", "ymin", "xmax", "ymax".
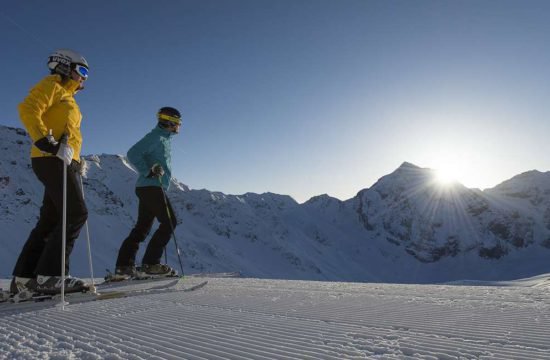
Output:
[{"xmin": 55, "ymin": 63, "xmax": 71, "ymax": 77}]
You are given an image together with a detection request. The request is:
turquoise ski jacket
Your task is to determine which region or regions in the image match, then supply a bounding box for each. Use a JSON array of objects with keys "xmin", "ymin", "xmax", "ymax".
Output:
[{"xmin": 127, "ymin": 125, "xmax": 175, "ymax": 190}]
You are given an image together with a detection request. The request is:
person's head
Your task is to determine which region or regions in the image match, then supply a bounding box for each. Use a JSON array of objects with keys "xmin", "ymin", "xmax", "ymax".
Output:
[
  {"xmin": 47, "ymin": 49, "xmax": 89, "ymax": 89},
  {"xmin": 157, "ymin": 107, "xmax": 182, "ymax": 134}
]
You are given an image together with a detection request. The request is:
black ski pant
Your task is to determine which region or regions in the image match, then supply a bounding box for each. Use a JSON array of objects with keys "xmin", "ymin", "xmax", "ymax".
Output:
[
  {"xmin": 116, "ymin": 186, "xmax": 177, "ymax": 267},
  {"xmin": 12, "ymin": 157, "xmax": 88, "ymax": 277}
]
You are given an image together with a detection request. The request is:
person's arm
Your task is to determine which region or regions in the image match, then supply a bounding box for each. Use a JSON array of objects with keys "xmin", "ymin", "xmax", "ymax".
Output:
[
  {"xmin": 127, "ymin": 134, "xmax": 153, "ymax": 176},
  {"xmin": 18, "ymin": 77, "xmax": 60, "ymax": 143},
  {"xmin": 65, "ymin": 108, "xmax": 82, "ymax": 160}
]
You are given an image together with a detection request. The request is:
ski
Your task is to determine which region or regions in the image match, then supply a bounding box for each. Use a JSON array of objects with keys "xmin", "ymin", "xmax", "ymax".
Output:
[
  {"xmin": 97, "ymin": 278, "xmax": 208, "ymax": 296},
  {"xmin": 102, "ymin": 267, "xmax": 179, "ymax": 283},
  {"xmin": 187, "ymin": 271, "xmax": 241, "ymax": 278},
  {"xmin": 39, "ymin": 276, "xmax": 185, "ymax": 302},
  {"xmin": 0, "ymin": 275, "xmax": 184, "ymax": 302},
  {"xmin": 180, "ymin": 280, "xmax": 208, "ymax": 292},
  {"xmin": 0, "ymin": 278, "xmax": 207, "ymax": 313},
  {"xmin": 98, "ymin": 274, "xmax": 182, "ymax": 290},
  {"xmin": 7, "ymin": 277, "xmax": 177, "ymax": 305}
]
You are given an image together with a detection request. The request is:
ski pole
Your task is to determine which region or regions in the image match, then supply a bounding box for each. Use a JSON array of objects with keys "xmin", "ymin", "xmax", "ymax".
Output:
[
  {"xmin": 60, "ymin": 133, "xmax": 67, "ymax": 310},
  {"xmin": 158, "ymin": 178, "xmax": 185, "ymax": 275},
  {"xmin": 79, "ymin": 173, "xmax": 96, "ymax": 293}
]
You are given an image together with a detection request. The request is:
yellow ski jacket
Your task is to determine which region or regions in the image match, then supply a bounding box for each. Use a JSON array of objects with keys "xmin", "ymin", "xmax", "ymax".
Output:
[{"xmin": 19, "ymin": 74, "xmax": 83, "ymax": 161}]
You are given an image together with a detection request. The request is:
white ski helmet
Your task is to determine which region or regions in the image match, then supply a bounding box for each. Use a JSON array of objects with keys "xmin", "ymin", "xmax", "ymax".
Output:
[{"xmin": 47, "ymin": 49, "xmax": 89, "ymax": 78}]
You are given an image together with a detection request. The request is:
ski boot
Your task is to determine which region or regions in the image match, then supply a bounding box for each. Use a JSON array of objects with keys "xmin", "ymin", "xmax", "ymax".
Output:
[
  {"xmin": 8, "ymin": 277, "xmax": 38, "ymax": 303},
  {"xmin": 35, "ymin": 275, "xmax": 90, "ymax": 295},
  {"xmin": 105, "ymin": 266, "xmax": 137, "ymax": 282},
  {"xmin": 137, "ymin": 264, "xmax": 177, "ymax": 279}
]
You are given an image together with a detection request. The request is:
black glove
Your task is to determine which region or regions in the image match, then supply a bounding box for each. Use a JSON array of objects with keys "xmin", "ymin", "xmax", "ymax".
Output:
[
  {"xmin": 147, "ymin": 163, "xmax": 165, "ymax": 178},
  {"xmin": 34, "ymin": 134, "xmax": 60, "ymax": 154},
  {"xmin": 69, "ymin": 157, "xmax": 88, "ymax": 176},
  {"xmin": 70, "ymin": 160, "xmax": 82, "ymax": 175}
]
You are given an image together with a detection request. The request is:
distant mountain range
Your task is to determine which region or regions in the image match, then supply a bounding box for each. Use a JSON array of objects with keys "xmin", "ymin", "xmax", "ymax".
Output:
[{"xmin": 1, "ymin": 124, "xmax": 549, "ymax": 282}]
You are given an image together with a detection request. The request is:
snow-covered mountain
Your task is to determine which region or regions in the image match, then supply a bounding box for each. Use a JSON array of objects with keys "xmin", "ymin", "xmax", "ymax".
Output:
[
  {"xmin": 354, "ymin": 162, "xmax": 550, "ymax": 262},
  {"xmin": 1, "ymin": 124, "xmax": 550, "ymax": 282}
]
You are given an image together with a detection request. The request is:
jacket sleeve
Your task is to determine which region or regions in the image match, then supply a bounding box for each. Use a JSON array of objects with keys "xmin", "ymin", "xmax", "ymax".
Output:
[
  {"xmin": 66, "ymin": 112, "xmax": 82, "ymax": 158},
  {"xmin": 18, "ymin": 78, "xmax": 61, "ymax": 142},
  {"xmin": 127, "ymin": 134, "xmax": 153, "ymax": 177}
]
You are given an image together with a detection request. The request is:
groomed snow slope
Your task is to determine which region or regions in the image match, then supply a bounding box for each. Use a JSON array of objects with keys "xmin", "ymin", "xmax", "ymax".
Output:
[{"xmin": 1, "ymin": 275, "xmax": 550, "ymax": 359}]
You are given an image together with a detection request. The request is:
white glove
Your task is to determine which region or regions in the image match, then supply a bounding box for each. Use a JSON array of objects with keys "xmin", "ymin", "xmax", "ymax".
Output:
[{"xmin": 56, "ymin": 142, "xmax": 74, "ymax": 166}]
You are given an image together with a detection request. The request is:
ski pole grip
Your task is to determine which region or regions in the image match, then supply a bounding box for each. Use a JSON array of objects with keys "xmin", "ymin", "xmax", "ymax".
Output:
[{"xmin": 59, "ymin": 133, "xmax": 69, "ymax": 144}]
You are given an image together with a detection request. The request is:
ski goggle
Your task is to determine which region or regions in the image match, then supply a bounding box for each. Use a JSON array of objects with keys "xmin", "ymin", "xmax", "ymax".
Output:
[
  {"xmin": 158, "ymin": 113, "xmax": 181, "ymax": 125},
  {"xmin": 73, "ymin": 64, "xmax": 89, "ymax": 79}
]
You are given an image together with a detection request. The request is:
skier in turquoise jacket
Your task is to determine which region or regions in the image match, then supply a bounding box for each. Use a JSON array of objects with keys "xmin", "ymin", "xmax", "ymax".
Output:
[{"xmin": 114, "ymin": 107, "xmax": 182, "ymax": 279}]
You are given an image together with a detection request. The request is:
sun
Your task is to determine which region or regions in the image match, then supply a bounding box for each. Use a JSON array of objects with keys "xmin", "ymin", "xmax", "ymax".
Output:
[
  {"xmin": 420, "ymin": 143, "xmax": 483, "ymax": 189},
  {"xmin": 434, "ymin": 167, "xmax": 459, "ymax": 186}
]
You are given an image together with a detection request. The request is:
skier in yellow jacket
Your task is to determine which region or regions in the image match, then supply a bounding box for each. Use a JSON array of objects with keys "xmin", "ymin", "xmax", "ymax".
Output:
[{"xmin": 11, "ymin": 49, "xmax": 90, "ymax": 296}]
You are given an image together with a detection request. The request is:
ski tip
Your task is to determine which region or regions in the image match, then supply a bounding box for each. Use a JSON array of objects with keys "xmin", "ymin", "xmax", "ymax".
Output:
[{"xmin": 96, "ymin": 291, "xmax": 127, "ymax": 300}]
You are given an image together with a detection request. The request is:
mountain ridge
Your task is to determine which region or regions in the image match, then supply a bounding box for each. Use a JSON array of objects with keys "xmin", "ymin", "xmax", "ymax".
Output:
[{"xmin": 1, "ymin": 124, "xmax": 550, "ymax": 282}]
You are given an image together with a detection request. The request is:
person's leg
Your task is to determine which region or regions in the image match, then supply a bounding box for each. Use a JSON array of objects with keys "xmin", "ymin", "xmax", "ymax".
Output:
[
  {"xmin": 115, "ymin": 187, "xmax": 156, "ymax": 268},
  {"xmin": 142, "ymin": 187, "xmax": 178, "ymax": 266},
  {"xmin": 12, "ymin": 185, "xmax": 57, "ymax": 278},
  {"xmin": 63, "ymin": 166, "xmax": 88, "ymax": 273},
  {"xmin": 34, "ymin": 159, "xmax": 88, "ymax": 276}
]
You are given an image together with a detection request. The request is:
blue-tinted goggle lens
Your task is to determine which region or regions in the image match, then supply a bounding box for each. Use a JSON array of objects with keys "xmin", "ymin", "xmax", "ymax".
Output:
[{"xmin": 75, "ymin": 65, "xmax": 89, "ymax": 79}]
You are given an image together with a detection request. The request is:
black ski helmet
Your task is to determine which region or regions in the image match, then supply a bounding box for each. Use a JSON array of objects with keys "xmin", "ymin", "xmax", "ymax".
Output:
[{"xmin": 157, "ymin": 107, "xmax": 182, "ymax": 126}]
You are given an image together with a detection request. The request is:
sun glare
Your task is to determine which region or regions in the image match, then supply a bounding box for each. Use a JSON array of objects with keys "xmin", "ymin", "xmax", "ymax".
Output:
[
  {"xmin": 434, "ymin": 167, "xmax": 459, "ymax": 186},
  {"xmin": 427, "ymin": 151, "xmax": 473, "ymax": 188}
]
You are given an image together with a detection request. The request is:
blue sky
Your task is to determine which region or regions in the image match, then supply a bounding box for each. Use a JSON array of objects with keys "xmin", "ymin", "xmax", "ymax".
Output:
[{"xmin": 2, "ymin": 0, "xmax": 550, "ymax": 202}]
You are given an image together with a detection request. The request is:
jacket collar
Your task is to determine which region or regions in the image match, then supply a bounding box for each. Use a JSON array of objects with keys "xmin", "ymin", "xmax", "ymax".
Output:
[
  {"xmin": 154, "ymin": 125, "xmax": 176, "ymax": 137},
  {"xmin": 51, "ymin": 74, "xmax": 80, "ymax": 95}
]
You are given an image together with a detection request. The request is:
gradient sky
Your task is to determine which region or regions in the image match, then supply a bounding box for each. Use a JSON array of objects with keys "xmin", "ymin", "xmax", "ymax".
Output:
[{"xmin": 2, "ymin": 0, "xmax": 550, "ymax": 203}]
